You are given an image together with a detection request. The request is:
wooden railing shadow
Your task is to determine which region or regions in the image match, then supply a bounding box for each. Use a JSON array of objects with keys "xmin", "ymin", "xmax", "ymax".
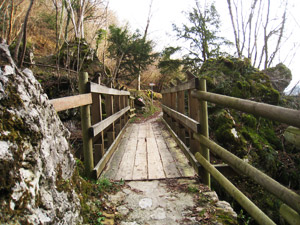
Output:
[
  {"xmin": 50, "ymin": 72, "xmax": 135, "ymax": 179},
  {"xmin": 161, "ymin": 72, "xmax": 300, "ymax": 225}
]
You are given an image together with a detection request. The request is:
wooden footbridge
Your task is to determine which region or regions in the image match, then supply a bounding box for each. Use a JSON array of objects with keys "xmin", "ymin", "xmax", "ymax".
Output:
[{"xmin": 50, "ymin": 72, "xmax": 300, "ymax": 225}]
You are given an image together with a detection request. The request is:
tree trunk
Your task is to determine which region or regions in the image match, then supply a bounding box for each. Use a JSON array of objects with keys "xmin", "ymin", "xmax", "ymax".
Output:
[
  {"xmin": 19, "ymin": 0, "xmax": 34, "ymax": 67},
  {"xmin": 13, "ymin": 28, "xmax": 23, "ymax": 62},
  {"xmin": 227, "ymin": 0, "xmax": 241, "ymax": 57},
  {"xmin": 137, "ymin": 72, "xmax": 141, "ymax": 91},
  {"xmin": 7, "ymin": 0, "xmax": 14, "ymax": 45}
]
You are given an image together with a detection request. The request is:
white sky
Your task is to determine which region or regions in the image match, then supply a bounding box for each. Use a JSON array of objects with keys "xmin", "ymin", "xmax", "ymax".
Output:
[{"xmin": 108, "ymin": 0, "xmax": 300, "ymax": 90}]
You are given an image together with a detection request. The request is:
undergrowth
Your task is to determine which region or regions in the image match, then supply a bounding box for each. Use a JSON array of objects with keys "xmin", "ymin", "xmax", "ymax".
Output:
[{"xmin": 74, "ymin": 159, "xmax": 125, "ymax": 224}]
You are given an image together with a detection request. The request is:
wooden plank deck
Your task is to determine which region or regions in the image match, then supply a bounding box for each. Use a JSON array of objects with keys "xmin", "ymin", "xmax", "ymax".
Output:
[{"xmin": 101, "ymin": 118, "xmax": 196, "ymax": 181}]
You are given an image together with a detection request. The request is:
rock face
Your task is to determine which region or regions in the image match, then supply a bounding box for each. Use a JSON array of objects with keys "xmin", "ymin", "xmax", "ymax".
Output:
[
  {"xmin": 263, "ymin": 63, "xmax": 292, "ymax": 93},
  {"xmin": 0, "ymin": 40, "xmax": 81, "ymax": 224}
]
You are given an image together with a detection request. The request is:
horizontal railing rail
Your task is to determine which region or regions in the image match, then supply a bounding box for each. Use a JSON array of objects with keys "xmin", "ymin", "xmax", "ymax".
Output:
[
  {"xmin": 89, "ymin": 81, "xmax": 130, "ymax": 96},
  {"xmin": 161, "ymin": 75, "xmax": 300, "ymax": 225},
  {"xmin": 161, "ymin": 77, "xmax": 199, "ymax": 94},
  {"xmin": 162, "ymin": 105, "xmax": 200, "ymax": 133},
  {"xmin": 192, "ymin": 90, "xmax": 300, "ymax": 128},
  {"xmin": 90, "ymin": 106, "xmax": 130, "ymax": 137},
  {"xmin": 194, "ymin": 134, "xmax": 300, "ymax": 215},
  {"xmin": 50, "ymin": 93, "xmax": 92, "ymax": 112}
]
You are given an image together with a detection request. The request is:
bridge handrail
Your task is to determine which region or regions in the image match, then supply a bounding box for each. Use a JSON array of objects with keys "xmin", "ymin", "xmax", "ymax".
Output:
[
  {"xmin": 49, "ymin": 72, "xmax": 135, "ymax": 178},
  {"xmin": 50, "ymin": 93, "xmax": 93, "ymax": 112},
  {"xmin": 192, "ymin": 90, "xmax": 300, "ymax": 129},
  {"xmin": 161, "ymin": 76, "xmax": 300, "ymax": 225}
]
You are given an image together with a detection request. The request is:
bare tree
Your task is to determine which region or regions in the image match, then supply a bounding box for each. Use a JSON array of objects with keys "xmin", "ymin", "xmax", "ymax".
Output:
[
  {"xmin": 12, "ymin": 0, "xmax": 34, "ymax": 65},
  {"xmin": 137, "ymin": 0, "xmax": 154, "ymax": 91},
  {"xmin": 0, "ymin": 0, "xmax": 25, "ymax": 44},
  {"xmin": 227, "ymin": 0, "xmax": 288, "ymax": 69},
  {"xmin": 19, "ymin": 0, "xmax": 34, "ymax": 67}
]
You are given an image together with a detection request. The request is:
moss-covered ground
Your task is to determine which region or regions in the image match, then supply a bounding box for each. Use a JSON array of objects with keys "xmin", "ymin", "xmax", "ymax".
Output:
[{"xmin": 64, "ymin": 159, "xmax": 125, "ymax": 225}]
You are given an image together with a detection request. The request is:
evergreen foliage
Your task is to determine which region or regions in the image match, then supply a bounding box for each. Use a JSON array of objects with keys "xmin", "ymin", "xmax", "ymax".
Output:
[
  {"xmin": 173, "ymin": 0, "xmax": 231, "ymax": 74},
  {"xmin": 157, "ymin": 47, "xmax": 183, "ymax": 91},
  {"xmin": 107, "ymin": 25, "xmax": 157, "ymax": 83}
]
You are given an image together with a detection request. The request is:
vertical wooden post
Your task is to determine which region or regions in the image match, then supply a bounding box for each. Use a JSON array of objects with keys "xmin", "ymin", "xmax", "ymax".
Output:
[
  {"xmin": 189, "ymin": 88, "xmax": 200, "ymax": 153},
  {"xmin": 79, "ymin": 72, "xmax": 94, "ymax": 177},
  {"xmin": 199, "ymin": 79, "xmax": 210, "ymax": 188},
  {"xmin": 121, "ymin": 95, "xmax": 125, "ymax": 126},
  {"xmin": 91, "ymin": 79, "xmax": 105, "ymax": 165},
  {"xmin": 177, "ymin": 90, "xmax": 186, "ymax": 144},
  {"xmin": 114, "ymin": 95, "xmax": 121, "ymax": 135},
  {"xmin": 106, "ymin": 94, "xmax": 115, "ymax": 147}
]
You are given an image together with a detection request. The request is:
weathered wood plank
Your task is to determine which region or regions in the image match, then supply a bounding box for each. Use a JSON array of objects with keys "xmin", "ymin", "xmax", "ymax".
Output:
[
  {"xmin": 146, "ymin": 123, "xmax": 155, "ymax": 138},
  {"xmin": 161, "ymin": 78, "xmax": 199, "ymax": 94},
  {"xmin": 152, "ymin": 124, "xmax": 181, "ymax": 178},
  {"xmin": 129, "ymin": 113, "xmax": 136, "ymax": 118},
  {"xmin": 132, "ymin": 138, "xmax": 148, "ymax": 180},
  {"xmin": 162, "ymin": 105, "xmax": 200, "ymax": 133},
  {"xmin": 90, "ymin": 106, "xmax": 130, "ymax": 137},
  {"xmin": 50, "ymin": 93, "xmax": 92, "ymax": 112},
  {"xmin": 138, "ymin": 124, "xmax": 147, "ymax": 138},
  {"xmin": 101, "ymin": 126, "xmax": 133, "ymax": 179},
  {"xmin": 93, "ymin": 121, "xmax": 130, "ymax": 178},
  {"xmin": 89, "ymin": 82, "xmax": 130, "ymax": 96},
  {"xmin": 101, "ymin": 138, "xmax": 126, "ymax": 179},
  {"xmin": 129, "ymin": 124, "xmax": 139, "ymax": 138},
  {"xmin": 147, "ymin": 137, "xmax": 165, "ymax": 179},
  {"xmin": 115, "ymin": 137, "xmax": 138, "ymax": 180},
  {"xmin": 162, "ymin": 119, "xmax": 199, "ymax": 176}
]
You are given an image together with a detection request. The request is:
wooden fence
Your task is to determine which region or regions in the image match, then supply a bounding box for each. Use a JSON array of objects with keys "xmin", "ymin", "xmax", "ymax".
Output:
[
  {"xmin": 161, "ymin": 73, "xmax": 300, "ymax": 225},
  {"xmin": 50, "ymin": 72, "xmax": 135, "ymax": 179}
]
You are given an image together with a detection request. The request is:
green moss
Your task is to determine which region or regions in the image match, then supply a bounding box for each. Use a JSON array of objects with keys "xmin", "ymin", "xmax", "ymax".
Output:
[
  {"xmin": 241, "ymin": 114, "xmax": 257, "ymax": 128},
  {"xmin": 1, "ymin": 82, "xmax": 24, "ymax": 108},
  {"xmin": 216, "ymin": 211, "xmax": 238, "ymax": 224}
]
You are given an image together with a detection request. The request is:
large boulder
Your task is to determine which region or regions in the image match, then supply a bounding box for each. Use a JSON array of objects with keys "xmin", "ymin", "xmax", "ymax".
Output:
[
  {"xmin": 263, "ymin": 63, "xmax": 292, "ymax": 93},
  {"xmin": 0, "ymin": 40, "xmax": 81, "ymax": 224},
  {"xmin": 199, "ymin": 57, "xmax": 280, "ymax": 105}
]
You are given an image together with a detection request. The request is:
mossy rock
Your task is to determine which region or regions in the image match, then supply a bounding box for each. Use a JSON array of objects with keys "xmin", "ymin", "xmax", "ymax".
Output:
[
  {"xmin": 264, "ymin": 63, "xmax": 292, "ymax": 92},
  {"xmin": 241, "ymin": 114, "xmax": 257, "ymax": 129},
  {"xmin": 212, "ymin": 110, "xmax": 248, "ymax": 157},
  {"xmin": 198, "ymin": 57, "xmax": 279, "ymax": 105},
  {"xmin": 284, "ymin": 126, "xmax": 300, "ymax": 149}
]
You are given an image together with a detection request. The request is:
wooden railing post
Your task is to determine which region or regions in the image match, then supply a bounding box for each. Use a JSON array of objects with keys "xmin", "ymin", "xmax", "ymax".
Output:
[
  {"xmin": 91, "ymin": 81, "xmax": 105, "ymax": 165},
  {"xmin": 79, "ymin": 72, "xmax": 94, "ymax": 177},
  {"xmin": 199, "ymin": 79, "xmax": 210, "ymax": 188},
  {"xmin": 177, "ymin": 90, "xmax": 186, "ymax": 144},
  {"xmin": 189, "ymin": 88, "xmax": 199, "ymax": 153},
  {"xmin": 114, "ymin": 95, "xmax": 121, "ymax": 135},
  {"xmin": 106, "ymin": 93, "xmax": 115, "ymax": 147}
]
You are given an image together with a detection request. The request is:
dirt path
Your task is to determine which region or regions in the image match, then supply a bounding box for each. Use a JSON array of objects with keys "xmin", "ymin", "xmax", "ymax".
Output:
[{"xmin": 106, "ymin": 178, "xmax": 237, "ymax": 224}]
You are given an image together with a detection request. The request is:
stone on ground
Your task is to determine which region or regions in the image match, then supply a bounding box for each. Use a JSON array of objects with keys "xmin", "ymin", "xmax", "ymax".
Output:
[{"xmin": 108, "ymin": 179, "xmax": 237, "ymax": 224}]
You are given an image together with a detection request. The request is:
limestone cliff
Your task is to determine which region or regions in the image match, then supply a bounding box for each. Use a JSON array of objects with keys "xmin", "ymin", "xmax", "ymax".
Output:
[{"xmin": 0, "ymin": 40, "xmax": 81, "ymax": 224}]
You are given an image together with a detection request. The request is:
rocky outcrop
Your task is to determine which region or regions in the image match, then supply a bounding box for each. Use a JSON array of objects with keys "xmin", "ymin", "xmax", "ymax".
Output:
[
  {"xmin": 263, "ymin": 63, "xmax": 292, "ymax": 93},
  {"xmin": 0, "ymin": 40, "xmax": 81, "ymax": 224}
]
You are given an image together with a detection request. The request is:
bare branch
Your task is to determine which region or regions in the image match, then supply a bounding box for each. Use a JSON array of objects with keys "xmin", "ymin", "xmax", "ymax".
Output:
[
  {"xmin": 267, "ymin": 4, "xmax": 287, "ymax": 67},
  {"xmin": 227, "ymin": 0, "xmax": 241, "ymax": 57}
]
